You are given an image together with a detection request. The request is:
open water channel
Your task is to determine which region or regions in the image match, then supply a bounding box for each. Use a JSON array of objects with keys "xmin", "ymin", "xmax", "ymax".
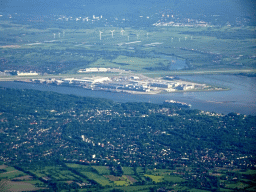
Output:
[
  {"xmin": 149, "ymin": 52, "xmax": 188, "ymax": 70},
  {"xmin": 0, "ymin": 75, "xmax": 255, "ymax": 115}
]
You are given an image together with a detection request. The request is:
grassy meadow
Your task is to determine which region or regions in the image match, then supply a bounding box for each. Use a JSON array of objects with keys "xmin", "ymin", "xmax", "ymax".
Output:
[
  {"xmin": 1, "ymin": 161, "xmax": 256, "ymax": 191},
  {"xmin": 0, "ymin": 17, "xmax": 255, "ymax": 77}
]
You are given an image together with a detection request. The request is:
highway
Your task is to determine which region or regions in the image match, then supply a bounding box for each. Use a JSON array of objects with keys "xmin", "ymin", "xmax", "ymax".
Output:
[
  {"xmin": 0, "ymin": 69, "xmax": 255, "ymax": 81},
  {"xmin": 141, "ymin": 69, "xmax": 256, "ymax": 76}
]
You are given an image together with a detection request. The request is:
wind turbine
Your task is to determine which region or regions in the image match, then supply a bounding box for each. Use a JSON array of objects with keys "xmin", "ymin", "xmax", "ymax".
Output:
[
  {"xmin": 136, "ymin": 34, "xmax": 139, "ymax": 40},
  {"xmin": 53, "ymin": 33, "xmax": 56, "ymax": 39},
  {"xmin": 99, "ymin": 31, "xmax": 103, "ymax": 40},
  {"xmin": 110, "ymin": 30, "xmax": 115, "ymax": 38},
  {"xmin": 121, "ymin": 30, "xmax": 125, "ymax": 36},
  {"xmin": 147, "ymin": 32, "xmax": 149, "ymax": 39},
  {"xmin": 58, "ymin": 33, "xmax": 61, "ymax": 38},
  {"xmin": 171, "ymin": 37, "xmax": 173, "ymax": 42},
  {"xmin": 185, "ymin": 36, "xmax": 187, "ymax": 41}
]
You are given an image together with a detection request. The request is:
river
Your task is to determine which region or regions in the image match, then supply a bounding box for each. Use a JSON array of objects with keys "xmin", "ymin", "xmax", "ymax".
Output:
[
  {"xmin": 149, "ymin": 52, "xmax": 188, "ymax": 70},
  {"xmin": 0, "ymin": 74, "xmax": 255, "ymax": 115}
]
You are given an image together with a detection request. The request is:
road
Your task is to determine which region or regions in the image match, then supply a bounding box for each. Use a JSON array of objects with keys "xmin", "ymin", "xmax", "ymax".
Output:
[
  {"xmin": 0, "ymin": 69, "xmax": 255, "ymax": 81},
  {"xmin": 141, "ymin": 69, "xmax": 256, "ymax": 76}
]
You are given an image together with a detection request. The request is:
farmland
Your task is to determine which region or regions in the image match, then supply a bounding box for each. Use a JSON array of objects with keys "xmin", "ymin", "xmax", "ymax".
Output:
[
  {"xmin": 0, "ymin": 163, "xmax": 46, "ymax": 191},
  {"xmin": 0, "ymin": 15, "xmax": 255, "ymax": 78},
  {"xmin": 1, "ymin": 162, "xmax": 256, "ymax": 192}
]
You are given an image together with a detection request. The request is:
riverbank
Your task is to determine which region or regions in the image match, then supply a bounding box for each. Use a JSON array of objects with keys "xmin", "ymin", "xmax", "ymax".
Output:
[{"xmin": 0, "ymin": 74, "xmax": 255, "ymax": 115}]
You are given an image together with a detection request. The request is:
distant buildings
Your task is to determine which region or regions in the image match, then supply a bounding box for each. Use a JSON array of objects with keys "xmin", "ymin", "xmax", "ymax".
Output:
[
  {"xmin": 17, "ymin": 71, "xmax": 39, "ymax": 76},
  {"xmin": 78, "ymin": 68, "xmax": 109, "ymax": 73},
  {"xmin": 27, "ymin": 71, "xmax": 210, "ymax": 95},
  {"xmin": 153, "ymin": 21, "xmax": 209, "ymax": 27}
]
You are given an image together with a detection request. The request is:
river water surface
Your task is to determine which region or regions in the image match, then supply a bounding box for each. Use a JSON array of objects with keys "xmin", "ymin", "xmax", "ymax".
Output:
[{"xmin": 0, "ymin": 75, "xmax": 255, "ymax": 115}]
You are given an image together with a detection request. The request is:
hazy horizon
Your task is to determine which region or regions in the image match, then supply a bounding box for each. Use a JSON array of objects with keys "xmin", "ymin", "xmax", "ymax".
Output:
[{"xmin": 1, "ymin": 0, "xmax": 255, "ymax": 19}]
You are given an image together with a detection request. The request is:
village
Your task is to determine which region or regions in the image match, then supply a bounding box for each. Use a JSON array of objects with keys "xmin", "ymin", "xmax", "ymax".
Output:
[{"xmin": 1, "ymin": 87, "xmax": 255, "ymax": 191}]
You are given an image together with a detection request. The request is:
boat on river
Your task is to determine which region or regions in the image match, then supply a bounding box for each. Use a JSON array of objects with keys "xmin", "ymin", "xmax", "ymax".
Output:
[{"xmin": 164, "ymin": 100, "xmax": 192, "ymax": 108}]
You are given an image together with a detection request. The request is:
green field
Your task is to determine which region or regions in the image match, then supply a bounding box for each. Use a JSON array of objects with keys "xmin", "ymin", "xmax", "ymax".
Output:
[
  {"xmin": 0, "ymin": 165, "xmax": 46, "ymax": 191},
  {"xmin": 29, "ymin": 165, "xmax": 85, "ymax": 181},
  {"xmin": 0, "ymin": 166, "xmax": 26, "ymax": 180},
  {"xmin": 1, "ymin": 163, "xmax": 256, "ymax": 191},
  {"xmin": 81, "ymin": 172, "xmax": 112, "ymax": 186},
  {"xmin": 114, "ymin": 180, "xmax": 129, "ymax": 186},
  {"xmin": 100, "ymin": 185, "xmax": 158, "ymax": 192},
  {"xmin": 241, "ymin": 169, "xmax": 256, "ymax": 175},
  {"xmin": 144, "ymin": 174, "xmax": 164, "ymax": 183},
  {"xmin": 66, "ymin": 163, "xmax": 91, "ymax": 170},
  {"xmin": 92, "ymin": 166, "xmax": 111, "ymax": 175},
  {"xmin": 0, "ymin": 17, "xmax": 255, "ymax": 77},
  {"xmin": 0, "ymin": 180, "xmax": 42, "ymax": 192},
  {"xmin": 189, "ymin": 189, "xmax": 211, "ymax": 192},
  {"xmin": 225, "ymin": 182, "xmax": 250, "ymax": 190},
  {"xmin": 122, "ymin": 167, "xmax": 135, "ymax": 175},
  {"xmin": 163, "ymin": 175, "xmax": 185, "ymax": 183}
]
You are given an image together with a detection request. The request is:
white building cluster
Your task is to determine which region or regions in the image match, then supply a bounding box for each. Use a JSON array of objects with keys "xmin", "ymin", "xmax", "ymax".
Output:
[
  {"xmin": 78, "ymin": 68, "xmax": 109, "ymax": 73},
  {"xmin": 153, "ymin": 21, "xmax": 209, "ymax": 27},
  {"xmin": 29, "ymin": 74, "xmax": 208, "ymax": 94},
  {"xmin": 17, "ymin": 71, "xmax": 39, "ymax": 76}
]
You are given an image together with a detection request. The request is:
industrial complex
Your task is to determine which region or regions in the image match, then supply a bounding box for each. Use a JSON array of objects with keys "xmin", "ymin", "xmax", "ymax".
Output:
[{"xmin": 17, "ymin": 68, "xmax": 218, "ymax": 94}]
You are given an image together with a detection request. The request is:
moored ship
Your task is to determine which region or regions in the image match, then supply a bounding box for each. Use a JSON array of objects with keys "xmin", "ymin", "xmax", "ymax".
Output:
[{"xmin": 164, "ymin": 100, "xmax": 192, "ymax": 108}]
